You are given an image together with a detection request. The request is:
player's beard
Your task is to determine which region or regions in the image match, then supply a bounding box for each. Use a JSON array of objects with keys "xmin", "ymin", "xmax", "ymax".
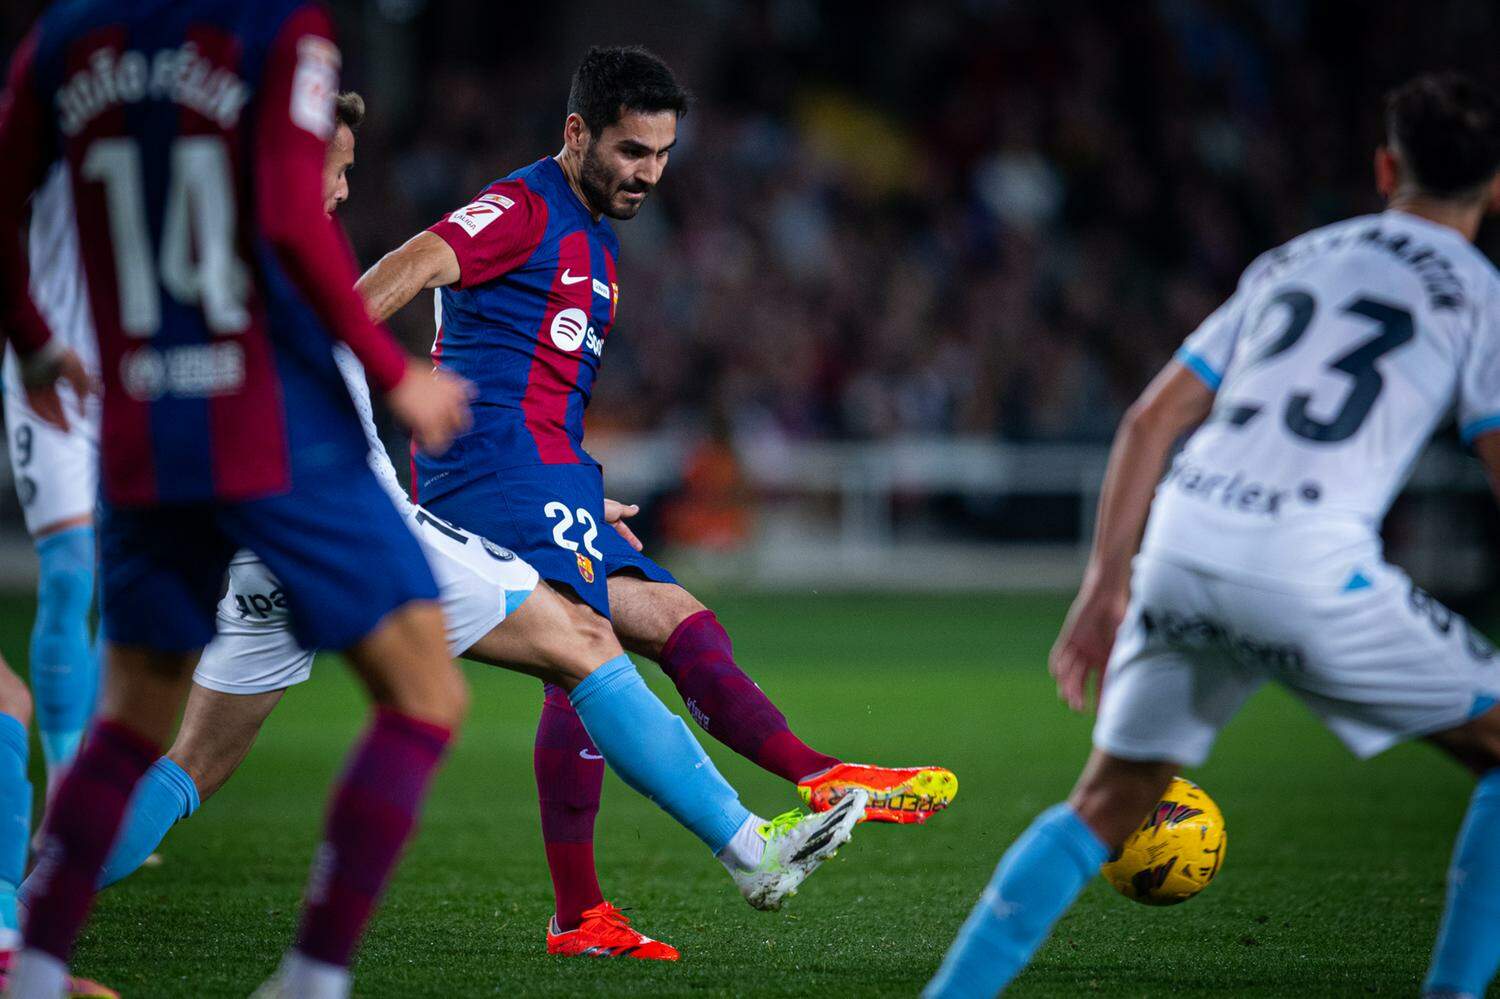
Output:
[{"xmin": 580, "ymin": 142, "xmax": 648, "ymax": 220}]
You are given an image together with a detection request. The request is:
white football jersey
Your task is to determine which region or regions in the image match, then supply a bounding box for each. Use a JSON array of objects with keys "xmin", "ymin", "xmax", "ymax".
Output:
[
  {"xmin": 2, "ymin": 162, "xmax": 100, "ymax": 394},
  {"xmin": 1141, "ymin": 210, "xmax": 1500, "ymax": 589},
  {"xmin": 331, "ymin": 344, "xmax": 410, "ymax": 511}
]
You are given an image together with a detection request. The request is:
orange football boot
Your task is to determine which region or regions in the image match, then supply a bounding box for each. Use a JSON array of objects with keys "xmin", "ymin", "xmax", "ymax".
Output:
[
  {"xmin": 797, "ymin": 763, "xmax": 958, "ymax": 824},
  {"xmin": 0, "ymin": 951, "xmax": 119, "ymax": 998},
  {"xmin": 545, "ymin": 902, "xmax": 680, "ymax": 960}
]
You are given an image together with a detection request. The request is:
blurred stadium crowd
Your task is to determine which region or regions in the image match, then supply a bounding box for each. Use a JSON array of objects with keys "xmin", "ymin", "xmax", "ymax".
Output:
[
  {"xmin": 1, "ymin": 1, "xmax": 1498, "ymax": 596},
  {"xmin": 325, "ymin": 0, "xmax": 1500, "ymax": 448},
  {"xmin": 3, "ymin": 0, "xmax": 1498, "ymax": 450}
]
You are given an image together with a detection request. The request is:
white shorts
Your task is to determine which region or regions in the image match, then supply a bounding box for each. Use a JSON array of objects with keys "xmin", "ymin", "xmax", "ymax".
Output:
[
  {"xmin": 193, "ymin": 507, "xmax": 539, "ymax": 695},
  {"xmin": 1093, "ymin": 554, "xmax": 1500, "ymax": 766},
  {"xmin": 3, "ymin": 381, "xmax": 99, "ymax": 537}
]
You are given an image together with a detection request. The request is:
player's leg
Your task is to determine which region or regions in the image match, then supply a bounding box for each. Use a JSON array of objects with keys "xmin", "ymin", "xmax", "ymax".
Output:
[
  {"xmin": 1270, "ymin": 568, "xmax": 1500, "ymax": 999},
  {"xmin": 230, "ymin": 474, "xmax": 462, "ymax": 998},
  {"xmin": 1420, "ymin": 705, "xmax": 1500, "ymax": 997},
  {"xmin": 0, "ymin": 659, "xmax": 117, "ymax": 999},
  {"xmin": 11, "ymin": 645, "xmax": 198, "ymax": 997},
  {"xmin": 927, "ymin": 556, "xmax": 1256, "ymax": 997},
  {"xmin": 5, "ymin": 390, "xmax": 102, "ymax": 786},
  {"xmin": 483, "ymin": 582, "xmax": 855, "ymax": 865},
  {"xmin": 89, "ymin": 685, "xmax": 284, "ymax": 890},
  {"xmin": 463, "ymin": 577, "xmax": 609, "ymax": 936},
  {"xmin": 0, "ymin": 662, "xmax": 32, "ymax": 956},
  {"xmin": 167, "ymin": 685, "xmax": 284, "ymax": 803},
  {"xmin": 608, "ymin": 572, "xmax": 956, "ymax": 821},
  {"xmin": 28, "ymin": 520, "xmax": 98, "ymax": 786},
  {"xmin": 927, "ymin": 750, "xmax": 1173, "ymax": 999},
  {"xmin": 436, "ymin": 517, "xmax": 866, "ymax": 928},
  {"xmin": 422, "ymin": 476, "xmax": 633, "ymax": 937},
  {"xmin": 11, "ymin": 501, "xmax": 226, "ymax": 997},
  {"xmin": 270, "ymin": 600, "xmax": 461, "ymax": 994},
  {"xmin": 424, "ymin": 469, "xmax": 864, "ymax": 940},
  {"xmin": 85, "ymin": 552, "xmax": 309, "ymax": 893},
  {"xmin": 608, "ymin": 574, "xmax": 838, "ymax": 780}
]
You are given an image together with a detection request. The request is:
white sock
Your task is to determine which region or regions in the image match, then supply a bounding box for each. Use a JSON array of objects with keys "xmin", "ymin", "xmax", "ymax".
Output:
[
  {"xmin": 279, "ymin": 951, "xmax": 350, "ymax": 999},
  {"xmin": 716, "ymin": 814, "xmax": 767, "ymax": 874},
  {"xmin": 5, "ymin": 948, "xmax": 67, "ymax": 998},
  {"xmin": 0, "ymin": 930, "xmax": 21, "ymax": 953}
]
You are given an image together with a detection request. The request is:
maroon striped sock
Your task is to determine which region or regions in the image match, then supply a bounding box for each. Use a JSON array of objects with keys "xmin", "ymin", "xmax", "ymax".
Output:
[
  {"xmin": 295, "ymin": 708, "xmax": 451, "ymax": 967},
  {"xmin": 534, "ymin": 684, "xmax": 605, "ymax": 931},
  {"xmin": 657, "ymin": 610, "xmax": 840, "ymax": 783},
  {"xmin": 24, "ymin": 720, "xmax": 159, "ymax": 961}
]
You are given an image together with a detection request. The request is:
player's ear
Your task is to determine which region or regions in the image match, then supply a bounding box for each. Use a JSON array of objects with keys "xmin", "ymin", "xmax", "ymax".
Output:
[
  {"xmin": 564, "ymin": 113, "xmax": 591, "ymax": 153},
  {"xmin": 1373, "ymin": 146, "xmax": 1399, "ymax": 199}
]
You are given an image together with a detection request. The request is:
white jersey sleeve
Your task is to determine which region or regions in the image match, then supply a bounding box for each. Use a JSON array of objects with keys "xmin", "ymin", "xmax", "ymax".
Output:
[
  {"xmin": 1458, "ymin": 289, "xmax": 1500, "ymax": 444},
  {"xmin": 1175, "ymin": 254, "xmax": 1274, "ymax": 391},
  {"xmin": 331, "ymin": 345, "xmax": 411, "ymax": 510}
]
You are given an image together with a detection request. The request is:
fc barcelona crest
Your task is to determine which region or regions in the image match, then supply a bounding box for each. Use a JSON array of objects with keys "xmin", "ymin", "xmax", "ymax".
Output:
[{"xmin": 576, "ymin": 553, "xmax": 595, "ymax": 583}]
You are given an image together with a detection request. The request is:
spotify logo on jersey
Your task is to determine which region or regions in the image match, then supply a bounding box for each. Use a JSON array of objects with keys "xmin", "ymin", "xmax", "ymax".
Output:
[{"xmin": 550, "ymin": 308, "xmax": 590, "ymax": 351}]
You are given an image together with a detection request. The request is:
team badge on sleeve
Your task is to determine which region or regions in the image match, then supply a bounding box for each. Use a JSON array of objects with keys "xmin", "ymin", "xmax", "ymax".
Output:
[
  {"xmin": 481, "ymin": 537, "xmax": 516, "ymax": 562},
  {"xmin": 448, "ymin": 201, "xmax": 506, "ymax": 237},
  {"xmin": 290, "ymin": 36, "xmax": 340, "ymax": 139}
]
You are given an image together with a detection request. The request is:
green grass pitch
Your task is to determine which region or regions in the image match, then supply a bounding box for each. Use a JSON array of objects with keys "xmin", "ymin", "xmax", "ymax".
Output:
[{"xmin": 0, "ymin": 590, "xmax": 1483, "ymax": 997}]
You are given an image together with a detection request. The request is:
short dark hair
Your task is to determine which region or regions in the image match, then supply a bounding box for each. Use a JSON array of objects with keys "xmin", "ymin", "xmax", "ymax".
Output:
[
  {"xmin": 1385, "ymin": 72, "xmax": 1500, "ymax": 198},
  {"xmin": 567, "ymin": 46, "xmax": 689, "ymax": 136},
  {"xmin": 334, "ymin": 91, "xmax": 365, "ymax": 131}
]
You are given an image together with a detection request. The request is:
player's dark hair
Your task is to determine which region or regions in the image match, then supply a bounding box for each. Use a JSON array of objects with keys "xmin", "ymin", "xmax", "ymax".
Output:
[
  {"xmin": 334, "ymin": 91, "xmax": 365, "ymax": 131},
  {"xmin": 567, "ymin": 46, "xmax": 689, "ymax": 136},
  {"xmin": 1385, "ymin": 72, "xmax": 1500, "ymax": 199}
]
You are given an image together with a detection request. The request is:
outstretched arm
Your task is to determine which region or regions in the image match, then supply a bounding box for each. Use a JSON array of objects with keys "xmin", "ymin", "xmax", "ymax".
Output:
[
  {"xmin": 1049, "ymin": 361, "xmax": 1215, "ymax": 712},
  {"xmin": 356, "ymin": 231, "xmax": 460, "ymax": 324},
  {"xmin": 359, "ymin": 179, "xmax": 547, "ymax": 323}
]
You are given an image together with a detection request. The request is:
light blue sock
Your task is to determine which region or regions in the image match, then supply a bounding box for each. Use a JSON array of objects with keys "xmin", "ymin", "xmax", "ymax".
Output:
[
  {"xmin": 569, "ymin": 654, "xmax": 752, "ymax": 853},
  {"xmin": 1425, "ymin": 768, "xmax": 1500, "ymax": 996},
  {"xmin": 31, "ymin": 527, "xmax": 98, "ymax": 772},
  {"xmin": 96, "ymin": 757, "xmax": 199, "ymax": 889},
  {"xmin": 19, "ymin": 754, "xmax": 200, "ymax": 903},
  {"xmin": 925, "ymin": 804, "xmax": 1108, "ymax": 998},
  {"xmin": 0, "ymin": 714, "xmax": 30, "ymax": 947}
]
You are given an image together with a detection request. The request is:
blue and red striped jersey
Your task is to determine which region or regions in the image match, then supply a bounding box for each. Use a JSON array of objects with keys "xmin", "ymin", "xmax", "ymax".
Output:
[
  {"xmin": 0, "ymin": 0, "xmax": 410, "ymax": 506},
  {"xmin": 414, "ymin": 156, "xmax": 620, "ymax": 499}
]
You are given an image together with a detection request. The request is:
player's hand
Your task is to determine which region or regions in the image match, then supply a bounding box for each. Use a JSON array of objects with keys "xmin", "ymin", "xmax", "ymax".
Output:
[
  {"xmin": 1049, "ymin": 580, "xmax": 1129, "ymax": 714},
  {"xmin": 23, "ymin": 348, "xmax": 95, "ymax": 432},
  {"xmin": 604, "ymin": 498, "xmax": 643, "ymax": 551},
  {"xmin": 388, "ymin": 359, "xmax": 474, "ymax": 456}
]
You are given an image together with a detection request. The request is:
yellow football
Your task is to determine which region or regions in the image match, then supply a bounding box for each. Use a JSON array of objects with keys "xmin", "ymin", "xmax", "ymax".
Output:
[{"xmin": 1101, "ymin": 776, "xmax": 1227, "ymax": 906}]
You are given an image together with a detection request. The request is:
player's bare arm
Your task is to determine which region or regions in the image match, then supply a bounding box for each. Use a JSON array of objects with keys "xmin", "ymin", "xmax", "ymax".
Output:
[
  {"xmin": 1050, "ymin": 361, "xmax": 1214, "ymax": 712},
  {"xmin": 356, "ymin": 234, "xmax": 473, "ymax": 454},
  {"xmin": 356, "ymin": 232, "xmax": 461, "ymax": 323}
]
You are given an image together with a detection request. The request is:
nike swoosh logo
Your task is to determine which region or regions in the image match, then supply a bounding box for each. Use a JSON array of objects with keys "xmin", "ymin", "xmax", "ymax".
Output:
[
  {"xmin": 560, "ymin": 269, "xmax": 590, "ymax": 285},
  {"xmin": 579, "ymin": 748, "xmax": 604, "ymax": 760}
]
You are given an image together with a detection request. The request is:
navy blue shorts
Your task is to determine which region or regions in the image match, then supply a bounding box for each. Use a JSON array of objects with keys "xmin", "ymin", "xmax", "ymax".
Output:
[
  {"xmin": 423, "ymin": 463, "xmax": 676, "ymax": 618},
  {"xmin": 99, "ymin": 464, "xmax": 438, "ymax": 653}
]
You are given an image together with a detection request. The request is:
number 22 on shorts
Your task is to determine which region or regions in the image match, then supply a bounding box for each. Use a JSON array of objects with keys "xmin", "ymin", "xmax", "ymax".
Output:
[{"xmin": 544, "ymin": 502, "xmax": 604, "ymax": 568}]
